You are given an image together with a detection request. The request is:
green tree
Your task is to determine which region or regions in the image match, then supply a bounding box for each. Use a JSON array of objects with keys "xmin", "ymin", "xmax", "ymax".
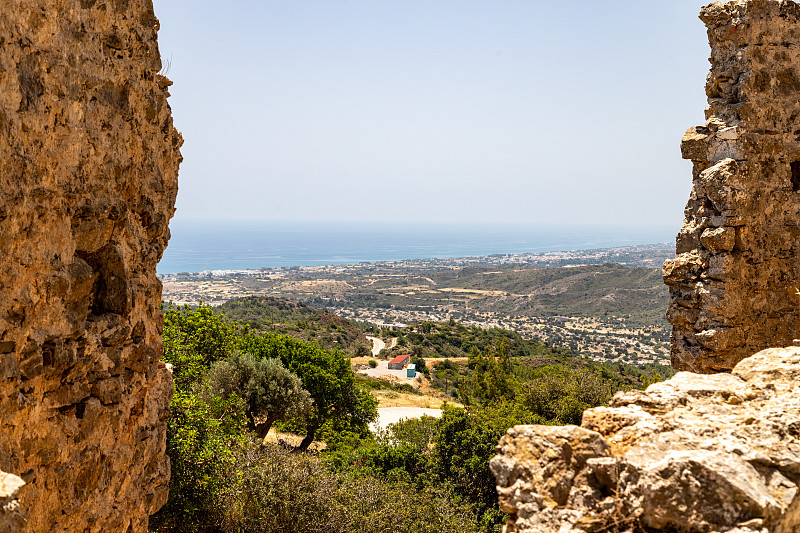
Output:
[
  {"xmin": 434, "ymin": 402, "xmax": 544, "ymax": 531},
  {"xmin": 355, "ymin": 343, "xmax": 372, "ymax": 358},
  {"xmin": 516, "ymin": 364, "xmax": 614, "ymax": 424},
  {"xmin": 410, "ymin": 355, "xmax": 428, "ymax": 375},
  {"xmin": 155, "ymin": 303, "xmax": 247, "ymax": 531},
  {"xmin": 162, "ymin": 302, "xmax": 238, "ymax": 387},
  {"xmin": 484, "ymin": 340, "xmax": 513, "ymax": 402},
  {"xmin": 208, "ymin": 352, "xmax": 312, "ymax": 439},
  {"xmin": 151, "ymin": 385, "xmax": 249, "ymax": 531},
  {"xmin": 238, "ymin": 332, "xmax": 377, "ymax": 451},
  {"xmin": 466, "ymin": 341, "xmax": 514, "ymax": 404}
]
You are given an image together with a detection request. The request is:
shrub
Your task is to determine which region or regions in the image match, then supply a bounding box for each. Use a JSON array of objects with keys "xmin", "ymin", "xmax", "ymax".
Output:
[
  {"xmin": 217, "ymin": 444, "xmax": 481, "ymax": 533},
  {"xmin": 368, "ymin": 359, "xmax": 378, "ymax": 368},
  {"xmin": 434, "ymin": 402, "xmax": 545, "ymax": 532},
  {"xmin": 355, "ymin": 344, "xmax": 372, "ymax": 358},
  {"xmin": 410, "ymin": 355, "xmax": 428, "ymax": 374}
]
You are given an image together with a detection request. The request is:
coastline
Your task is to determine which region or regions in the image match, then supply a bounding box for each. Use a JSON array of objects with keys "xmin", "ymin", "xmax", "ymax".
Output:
[
  {"xmin": 157, "ymin": 220, "xmax": 678, "ymax": 274},
  {"xmin": 158, "ymin": 241, "xmax": 674, "ymax": 278}
]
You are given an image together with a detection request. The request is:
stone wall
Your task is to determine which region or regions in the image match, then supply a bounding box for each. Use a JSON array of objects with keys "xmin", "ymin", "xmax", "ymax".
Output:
[
  {"xmin": 665, "ymin": 0, "xmax": 800, "ymax": 373},
  {"xmin": 0, "ymin": 1, "xmax": 180, "ymax": 531},
  {"xmin": 491, "ymin": 346, "xmax": 800, "ymax": 533}
]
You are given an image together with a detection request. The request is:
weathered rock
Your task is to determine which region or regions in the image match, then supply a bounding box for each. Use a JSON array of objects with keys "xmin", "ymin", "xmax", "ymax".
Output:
[
  {"xmin": 665, "ymin": 0, "xmax": 800, "ymax": 372},
  {"xmin": 0, "ymin": 472, "xmax": 25, "ymax": 532},
  {"xmin": 491, "ymin": 346, "xmax": 800, "ymax": 533},
  {"xmin": 0, "ymin": 1, "xmax": 180, "ymax": 531}
]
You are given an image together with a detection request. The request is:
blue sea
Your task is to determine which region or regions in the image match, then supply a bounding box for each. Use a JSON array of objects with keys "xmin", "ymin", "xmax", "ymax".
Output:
[{"xmin": 157, "ymin": 219, "xmax": 678, "ymax": 274}]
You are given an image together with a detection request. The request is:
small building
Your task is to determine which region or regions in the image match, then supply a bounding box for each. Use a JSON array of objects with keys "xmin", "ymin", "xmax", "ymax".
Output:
[
  {"xmin": 388, "ymin": 354, "xmax": 411, "ymax": 370},
  {"xmin": 406, "ymin": 364, "xmax": 416, "ymax": 378}
]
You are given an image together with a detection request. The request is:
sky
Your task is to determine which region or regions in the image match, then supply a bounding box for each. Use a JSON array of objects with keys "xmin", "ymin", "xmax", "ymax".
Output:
[{"xmin": 152, "ymin": 1, "xmax": 710, "ymax": 230}]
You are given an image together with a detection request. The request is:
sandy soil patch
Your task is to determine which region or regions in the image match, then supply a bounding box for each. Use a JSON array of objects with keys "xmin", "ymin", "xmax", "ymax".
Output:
[
  {"xmin": 373, "ymin": 389, "xmax": 454, "ymax": 409},
  {"xmin": 425, "ymin": 357, "xmax": 468, "ymax": 365},
  {"xmin": 438, "ymin": 288, "xmax": 512, "ymax": 297},
  {"xmin": 264, "ymin": 429, "xmax": 326, "ymax": 451}
]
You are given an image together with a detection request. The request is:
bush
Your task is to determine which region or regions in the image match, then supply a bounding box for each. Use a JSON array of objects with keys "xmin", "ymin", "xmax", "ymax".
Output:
[
  {"xmin": 438, "ymin": 358, "xmax": 456, "ymax": 371},
  {"xmin": 434, "ymin": 403, "xmax": 545, "ymax": 531},
  {"xmin": 150, "ymin": 386, "xmax": 249, "ymax": 532},
  {"xmin": 410, "ymin": 355, "xmax": 428, "ymax": 374},
  {"xmin": 516, "ymin": 364, "xmax": 614, "ymax": 424},
  {"xmin": 217, "ymin": 444, "xmax": 481, "ymax": 533},
  {"xmin": 368, "ymin": 359, "xmax": 378, "ymax": 368},
  {"xmin": 355, "ymin": 344, "xmax": 372, "ymax": 358}
]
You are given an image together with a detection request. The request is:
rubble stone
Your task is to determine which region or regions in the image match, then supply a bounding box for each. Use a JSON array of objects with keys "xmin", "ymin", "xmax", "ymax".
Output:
[{"xmin": 491, "ymin": 347, "xmax": 800, "ymax": 533}]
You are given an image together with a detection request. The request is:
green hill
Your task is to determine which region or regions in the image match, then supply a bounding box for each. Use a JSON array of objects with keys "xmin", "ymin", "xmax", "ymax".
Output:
[
  {"xmin": 215, "ymin": 296, "xmax": 371, "ymax": 355},
  {"xmin": 451, "ymin": 264, "xmax": 668, "ymax": 325},
  {"xmin": 382, "ymin": 320, "xmax": 567, "ymax": 360}
]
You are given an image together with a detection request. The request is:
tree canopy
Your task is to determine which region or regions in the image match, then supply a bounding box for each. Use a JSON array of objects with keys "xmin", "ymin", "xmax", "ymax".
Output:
[
  {"xmin": 208, "ymin": 352, "xmax": 312, "ymax": 439},
  {"xmin": 238, "ymin": 332, "xmax": 377, "ymax": 450}
]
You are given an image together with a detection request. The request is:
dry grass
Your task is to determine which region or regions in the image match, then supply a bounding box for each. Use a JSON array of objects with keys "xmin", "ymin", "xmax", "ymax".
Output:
[
  {"xmin": 372, "ymin": 390, "xmax": 441, "ymax": 408},
  {"xmin": 263, "ymin": 429, "xmax": 326, "ymax": 451}
]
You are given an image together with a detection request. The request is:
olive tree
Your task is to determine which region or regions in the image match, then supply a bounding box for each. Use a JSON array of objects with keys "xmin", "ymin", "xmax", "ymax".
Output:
[
  {"xmin": 209, "ymin": 352, "xmax": 312, "ymax": 439},
  {"xmin": 238, "ymin": 333, "xmax": 378, "ymax": 451}
]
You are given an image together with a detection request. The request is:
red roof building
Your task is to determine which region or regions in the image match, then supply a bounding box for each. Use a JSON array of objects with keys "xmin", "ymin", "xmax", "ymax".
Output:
[{"xmin": 388, "ymin": 354, "xmax": 411, "ymax": 369}]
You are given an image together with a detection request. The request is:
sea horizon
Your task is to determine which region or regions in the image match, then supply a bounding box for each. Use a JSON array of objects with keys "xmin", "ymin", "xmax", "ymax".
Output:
[{"xmin": 157, "ymin": 219, "xmax": 679, "ymax": 274}]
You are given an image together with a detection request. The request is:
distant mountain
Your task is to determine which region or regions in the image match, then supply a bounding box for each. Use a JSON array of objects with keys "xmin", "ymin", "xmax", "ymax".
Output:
[{"xmin": 434, "ymin": 263, "xmax": 668, "ymax": 326}]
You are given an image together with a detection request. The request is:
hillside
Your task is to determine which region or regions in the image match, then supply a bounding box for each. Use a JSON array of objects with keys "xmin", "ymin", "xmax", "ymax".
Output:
[
  {"xmin": 290, "ymin": 263, "xmax": 667, "ymax": 328},
  {"xmin": 162, "ymin": 254, "xmax": 673, "ymax": 365},
  {"xmin": 429, "ymin": 263, "xmax": 667, "ymax": 324},
  {"xmin": 215, "ymin": 296, "xmax": 371, "ymax": 355},
  {"xmin": 382, "ymin": 320, "xmax": 568, "ymax": 360},
  {"xmin": 156, "ymin": 301, "xmax": 676, "ymax": 533}
]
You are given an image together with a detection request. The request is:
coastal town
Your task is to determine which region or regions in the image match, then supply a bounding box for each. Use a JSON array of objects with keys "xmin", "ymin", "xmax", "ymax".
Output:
[{"xmin": 160, "ymin": 243, "xmax": 673, "ymax": 365}]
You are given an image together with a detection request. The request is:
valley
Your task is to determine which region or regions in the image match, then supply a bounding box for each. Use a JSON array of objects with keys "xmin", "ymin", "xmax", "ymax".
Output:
[{"xmin": 161, "ymin": 243, "xmax": 674, "ymax": 365}]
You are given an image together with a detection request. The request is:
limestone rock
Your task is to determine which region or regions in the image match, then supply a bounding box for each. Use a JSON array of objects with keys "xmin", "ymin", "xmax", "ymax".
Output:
[
  {"xmin": 700, "ymin": 227, "xmax": 736, "ymax": 253},
  {"xmin": 665, "ymin": 0, "xmax": 800, "ymax": 372},
  {"xmin": 491, "ymin": 346, "xmax": 800, "ymax": 533},
  {"xmin": 0, "ymin": 472, "xmax": 25, "ymax": 532},
  {"xmin": 0, "ymin": 0, "xmax": 180, "ymax": 531}
]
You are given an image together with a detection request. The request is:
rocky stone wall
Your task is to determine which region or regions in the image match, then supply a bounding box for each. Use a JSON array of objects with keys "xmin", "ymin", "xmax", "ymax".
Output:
[
  {"xmin": 0, "ymin": 1, "xmax": 180, "ymax": 531},
  {"xmin": 665, "ymin": 0, "xmax": 800, "ymax": 372},
  {"xmin": 491, "ymin": 346, "xmax": 800, "ymax": 533}
]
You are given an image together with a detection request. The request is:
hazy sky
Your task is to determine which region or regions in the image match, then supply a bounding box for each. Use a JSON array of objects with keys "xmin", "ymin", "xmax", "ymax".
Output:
[{"xmin": 153, "ymin": 1, "xmax": 710, "ymax": 229}]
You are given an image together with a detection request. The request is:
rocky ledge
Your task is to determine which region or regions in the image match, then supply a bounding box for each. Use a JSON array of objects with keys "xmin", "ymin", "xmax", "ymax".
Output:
[{"xmin": 491, "ymin": 346, "xmax": 800, "ymax": 533}]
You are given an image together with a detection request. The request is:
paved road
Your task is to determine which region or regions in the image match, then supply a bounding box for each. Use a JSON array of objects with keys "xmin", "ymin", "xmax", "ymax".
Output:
[
  {"xmin": 370, "ymin": 407, "xmax": 442, "ymax": 433},
  {"xmin": 365, "ymin": 335, "xmax": 385, "ymax": 356}
]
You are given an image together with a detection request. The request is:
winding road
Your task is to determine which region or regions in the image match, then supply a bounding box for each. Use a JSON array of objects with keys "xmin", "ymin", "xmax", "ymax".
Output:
[{"xmin": 365, "ymin": 336, "xmax": 385, "ymax": 356}]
